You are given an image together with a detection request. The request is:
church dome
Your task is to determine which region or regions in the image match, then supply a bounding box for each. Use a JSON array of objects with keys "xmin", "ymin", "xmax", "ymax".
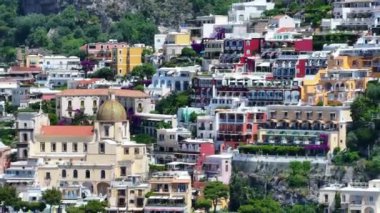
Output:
[{"xmin": 96, "ymin": 96, "xmax": 127, "ymax": 122}]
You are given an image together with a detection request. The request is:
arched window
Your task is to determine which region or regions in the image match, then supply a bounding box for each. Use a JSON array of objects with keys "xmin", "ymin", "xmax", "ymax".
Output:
[
  {"xmin": 86, "ymin": 170, "xmax": 90, "ymax": 179},
  {"xmin": 101, "ymin": 170, "xmax": 106, "ymax": 179},
  {"xmin": 73, "ymin": 170, "xmax": 78, "ymax": 178},
  {"xmin": 62, "ymin": 170, "xmax": 66, "ymax": 178}
]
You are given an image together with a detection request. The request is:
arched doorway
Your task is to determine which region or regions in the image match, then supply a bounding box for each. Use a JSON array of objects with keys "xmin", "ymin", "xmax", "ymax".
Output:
[{"xmin": 97, "ymin": 182, "xmax": 110, "ymax": 196}]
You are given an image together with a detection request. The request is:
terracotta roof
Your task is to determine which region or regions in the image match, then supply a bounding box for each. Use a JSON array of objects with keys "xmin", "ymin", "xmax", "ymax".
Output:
[
  {"xmin": 40, "ymin": 126, "xmax": 94, "ymax": 137},
  {"xmin": 77, "ymin": 78, "xmax": 102, "ymax": 84},
  {"xmin": 276, "ymin": 27, "xmax": 296, "ymax": 33},
  {"xmin": 273, "ymin": 15, "xmax": 286, "ymax": 20},
  {"xmin": 57, "ymin": 89, "xmax": 148, "ymax": 98},
  {"xmin": 9, "ymin": 66, "xmax": 42, "ymax": 72},
  {"xmin": 42, "ymin": 94, "xmax": 56, "ymax": 101}
]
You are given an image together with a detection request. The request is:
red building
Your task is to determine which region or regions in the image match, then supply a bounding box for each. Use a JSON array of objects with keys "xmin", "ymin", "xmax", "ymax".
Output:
[
  {"xmin": 216, "ymin": 108, "xmax": 267, "ymax": 150},
  {"xmin": 175, "ymin": 139, "xmax": 215, "ymax": 171}
]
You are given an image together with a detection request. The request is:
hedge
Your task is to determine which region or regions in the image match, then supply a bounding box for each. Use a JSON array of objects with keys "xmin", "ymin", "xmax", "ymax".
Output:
[{"xmin": 239, "ymin": 145, "xmax": 306, "ymax": 156}]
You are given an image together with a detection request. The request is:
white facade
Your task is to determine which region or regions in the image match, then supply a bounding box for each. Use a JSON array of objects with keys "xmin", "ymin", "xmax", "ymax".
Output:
[
  {"xmin": 196, "ymin": 115, "xmax": 215, "ymax": 140},
  {"xmin": 41, "ymin": 56, "xmax": 80, "ymax": 71},
  {"xmin": 268, "ymin": 15, "xmax": 297, "ymax": 29},
  {"xmin": 322, "ymin": 0, "xmax": 380, "ymax": 31},
  {"xmin": 0, "ymin": 79, "xmax": 18, "ymax": 102},
  {"xmin": 147, "ymin": 66, "xmax": 200, "ymax": 99},
  {"xmin": 228, "ymin": 0, "xmax": 275, "ymax": 24},
  {"xmin": 154, "ymin": 34, "xmax": 167, "ymax": 53},
  {"xmin": 319, "ymin": 180, "xmax": 380, "ymax": 213},
  {"xmin": 56, "ymin": 89, "xmax": 154, "ymax": 119}
]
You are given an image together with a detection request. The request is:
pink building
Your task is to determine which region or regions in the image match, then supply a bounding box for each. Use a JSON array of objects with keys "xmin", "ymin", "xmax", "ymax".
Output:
[
  {"xmin": 175, "ymin": 138, "xmax": 215, "ymax": 171},
  {"xmin": 0, "ymin": 142, "xmax": 11, "ymax": 174},
  {"xmin": 215, "ymin": 107, "xmax": 266, "ymax": 151},
  {"xmin": 80, "ymin": 40, "xmax": 129, "ymax": 61},
  {"xmin": 203, "ymin": 153, "xmax": 233, "ymax": 184}
]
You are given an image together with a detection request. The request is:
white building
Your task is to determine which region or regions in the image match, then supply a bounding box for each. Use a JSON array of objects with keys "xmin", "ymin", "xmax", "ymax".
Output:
[
  {"xmin": 196, "ymin": 115, "xmax": 215, "ymax": 140},
  {"xmin": 319, "ymin": 180, "xmax": 380, "ymax": 213},
  {"xmin": 56, "ymin": 89, "xmax": 154, "ymax": 119},
  {"xmin": 0, "ymin": 78, "xmax": 18, "ymax": 102},
  {"xmin": 37, "ymin": 70, "xmax": 84, "ymax": 88},
  {"xmin": 321, "ymin": 0, "xmax": 380, "ymax": 31},
  {"xmin": 268, "ymin": 15, "xmax": 299, "ymax": 29},
  {"xmin": 147, "ymin": 66, "xmax": 200, "ymax": 100},
  {"xmin": 228, "ymin": 0, "xmax": 275, "ymax": 24},
  {"xmin": 41, "ymin": 56, "xmax": 81, "ymax": 72},
  {"xmin": 154, "ymin": 34, "xmax": 167, "ymax": 53}
]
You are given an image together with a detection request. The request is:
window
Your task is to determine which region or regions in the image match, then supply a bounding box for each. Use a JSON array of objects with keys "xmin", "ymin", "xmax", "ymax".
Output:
[
  {"xmin": 330, "ymin": 113, "xmax": 336, "ymax": 120},
  {"xmin": 24, "ymin": 123, "xmax": 27, "ymax": 128},
  {"xmin": 85, "ymin": 170, "xmax": 90, "ymax": 178},
  {"xmin": 169, "ymin": 135, "xmax": 174, "ymax": 139},
  {"xmin": 120, "ymin": 167, "xmax": 126, "ymax": 176},
  {"xmin": 124, "ymin": 148, "xmax": 129, "ymax": 155},
  {"xmin": 324, "ymin": 194, "xmax": 328, "ymax": 203},
  {"xmin": 369, "ymin": 196, "xmax": 374, "ymax": 202},
  {"xmin": 284, "ymin": 112, "xmax": 288, "ymax": 118},
  {"xmin": 84, "ymin": 144, "xmax": 87, "ymax": 152},
  {"xmin": 101, "ymin": 170, "xmax": 106, "ymax": 179},
  {"xmin": 225, "ymin": 164, "xmax": 229, "ymax": 172},
  {"xmin": 129, "ymin": 200, "xmax": 134, "ymax": 204},
  {"xmin": 80, "ymin": 100, "xmax": 84, "ymax": 108},
  {"xmin": 104, "ymin": 126, "xmax": 110, "ymax": 137},
  {"xmin": 318, "ymin": 112, "xmax": 322, "ymax": 119},
  {"xmin": 130, "ymin": 190, "xmax": 135, "ymax": 194},
  {"xmin": 40, "ymin": 142, "xmax": 45, "ymax": 152},
  {"xmin": 62, "ymin": 143, "xmax": 67, "ymax": 152},
  {"xmin": 68, "ymin": 100, "xmax": 72, "ymax": 106},
  {"xmin": 45, "ymin": 172, "xmax": 51, "ymax": 180},
  {"xmin": 134, "ymin": 148, "xmax": 140, "ymax": 155},
  {"xmin": 62, "ymin": 170, "xmax": 66, "ymax": 178},
  {"xmin": 73, "ymin": 170, "xmax": 78, "ymax": 178},
  {"xmin": 23, "ymin": 133, "xmax": 28, "ymax": 142},
  {"xmin": 99, "ymin": 143, "xmax": 105, "ymax": 154},
  {"xmin": 51, "ymin": 143, "xmax": 56, "ymax": 152},
  {"xmin": 73, "ymin": 143, "xmax": 78, "ymax": 152}
]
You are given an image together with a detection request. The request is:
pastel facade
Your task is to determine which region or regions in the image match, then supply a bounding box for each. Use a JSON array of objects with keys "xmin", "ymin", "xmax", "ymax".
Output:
[
  {"xmin": 56, "ymin": 89, "xmax": 153, "ymax": 119},
  {"xmin": 215, "ymin": 107, "xmax": 266, "ymax": 150},
  {"xmin": 26, "ymin": 94, "xmax": 150, "ymax": 209},
  {"xmin": 319, "ymin": 180, "xmax": 380, "ymax": 213},
  {"xmin": 144, "ymin": 171, "xmax": 192, "ymax": 213},
  {"xmin": 203, "ymin": 153, "xmax": 232, "ymax": 185},
  {"xmin": 112, "ymin": 47, "xmax": 143, "ymax": 76},
  {"xmin": 258, "ymin": 105, "xmax": 352, "ymax": 153}
]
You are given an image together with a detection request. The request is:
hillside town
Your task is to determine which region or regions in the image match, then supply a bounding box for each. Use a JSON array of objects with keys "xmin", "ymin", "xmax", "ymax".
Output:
[{"xmin": 0, "ymin": 0, "xmax": 380, "ymax": 212}]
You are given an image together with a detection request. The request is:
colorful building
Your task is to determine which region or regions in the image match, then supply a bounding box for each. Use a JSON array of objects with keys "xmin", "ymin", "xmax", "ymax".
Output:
[
  {"xmin": 258, "ymin": 105, "xmax": 352, "ymax": 154},
  {"xmin": 112, "ymin": 47, "xmax": 143, "ymax": 76}
]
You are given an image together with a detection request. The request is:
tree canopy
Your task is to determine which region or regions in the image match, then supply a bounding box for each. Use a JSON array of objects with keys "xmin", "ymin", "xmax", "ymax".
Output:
[
  {"xmin": 204, "ymin": 181, "xmax": 229, "ymax": 213},
  {"xmin": 131, "ymin": 64, "xmax": 156, "ymax": 80},
  {"xmin": 155, "ymin": 90, "xmax": 192, "ymax": 115},
  {"xmin": 42, "ymin": 188, "xmax": 62, "ymax": 211},
  {"xmin": 91, "ymin": 67, "xmax": 115, "ymax": 80}
]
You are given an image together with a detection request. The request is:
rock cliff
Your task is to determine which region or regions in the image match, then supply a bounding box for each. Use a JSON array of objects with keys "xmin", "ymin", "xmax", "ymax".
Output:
[{"xmin": 20, "ymin": 0, "xmax": 193, "ymax": 28}]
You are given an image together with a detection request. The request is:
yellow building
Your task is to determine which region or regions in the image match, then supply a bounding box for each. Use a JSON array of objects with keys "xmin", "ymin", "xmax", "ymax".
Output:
[
  {"xmin": 113, "ymin": 47, "xmax": 143, "ymax": 76},
  {"xmin": 163, "ymin": 32, "xmax": 191, "ymax": 61},
  {"xmin": 30, "ymin": 93, "xmax": 149, "ymax": 204},
  {"xmin": 302, "ymin": 53, "xmax": 372, "ymax": 106}
]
